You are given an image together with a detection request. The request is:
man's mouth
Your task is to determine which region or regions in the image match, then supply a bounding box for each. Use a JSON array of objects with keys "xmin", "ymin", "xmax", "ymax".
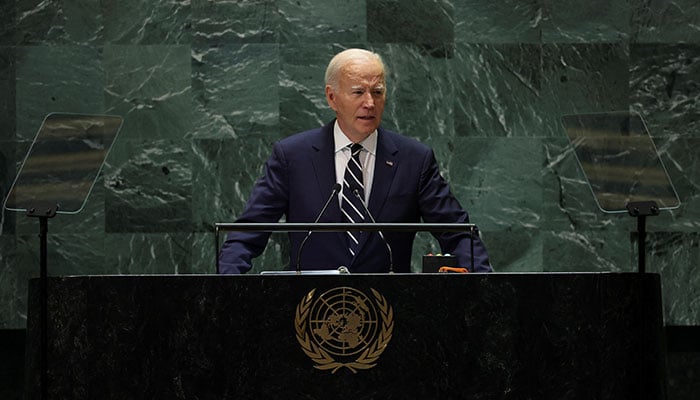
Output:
[{"xmin": 357, "ymin": 116, "xmax": 375, "ymax": 120}]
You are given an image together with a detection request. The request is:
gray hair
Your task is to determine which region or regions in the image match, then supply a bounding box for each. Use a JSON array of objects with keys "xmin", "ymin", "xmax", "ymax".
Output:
[{"xmin": 324, "ymin": 48, "xmax": 386, "ymax": 90}]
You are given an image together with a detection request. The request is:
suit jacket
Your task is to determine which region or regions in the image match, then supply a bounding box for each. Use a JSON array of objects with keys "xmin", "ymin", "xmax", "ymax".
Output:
[{"xmin": 218, "ymin": 120, "xmax": 491, "ymax": 273}]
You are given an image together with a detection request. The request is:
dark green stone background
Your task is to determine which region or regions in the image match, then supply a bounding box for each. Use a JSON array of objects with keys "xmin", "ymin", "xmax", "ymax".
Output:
[{"xmin": 1, "ymin": 1, "xmax": 699, "ymax": 334}]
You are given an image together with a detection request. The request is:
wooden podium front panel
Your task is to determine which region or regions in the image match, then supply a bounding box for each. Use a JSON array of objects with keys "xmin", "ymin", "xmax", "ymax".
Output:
[{"xmin": 25, "ymin": 273, "xmax": 665, "ymax": 400}]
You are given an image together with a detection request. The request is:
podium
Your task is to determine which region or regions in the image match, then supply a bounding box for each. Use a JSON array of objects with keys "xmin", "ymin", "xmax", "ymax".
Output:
[{"xmin": 25, "ymin": 273, "xmax": 666, "ymax": 399}]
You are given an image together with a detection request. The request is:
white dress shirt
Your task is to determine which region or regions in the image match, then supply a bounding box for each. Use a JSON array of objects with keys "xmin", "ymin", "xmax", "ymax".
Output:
[{"xmin": 333, "ymin": 120, "xmax": 377, "ymax": 206}]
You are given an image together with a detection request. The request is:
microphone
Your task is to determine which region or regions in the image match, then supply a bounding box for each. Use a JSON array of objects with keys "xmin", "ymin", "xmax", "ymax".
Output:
[
  {"xmin": 295, "ymin": 183, "xmax": 342, "ymax": 273},
  {"xmin": 353, "ymin": 189, "xmax": 394, "ymax": 273}
]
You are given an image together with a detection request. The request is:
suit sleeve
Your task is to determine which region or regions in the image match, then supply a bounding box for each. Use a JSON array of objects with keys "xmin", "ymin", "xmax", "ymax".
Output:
[
  {"xmin": 218, "ymin": 142, "xmax": 290, "ymax": 274},
  {"xmin": 417, "ymin": 148, "xmax": 492, "ymax": 272}
]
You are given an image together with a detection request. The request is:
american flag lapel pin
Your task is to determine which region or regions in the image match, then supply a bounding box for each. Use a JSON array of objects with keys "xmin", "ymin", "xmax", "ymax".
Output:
[{"xmin": 385, "ymin": 160, "xmax": 394, "ymax": 167}]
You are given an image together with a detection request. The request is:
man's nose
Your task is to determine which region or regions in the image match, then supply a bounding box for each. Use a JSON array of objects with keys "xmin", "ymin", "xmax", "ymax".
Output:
[{"xmin": 363, "ymin": 92, "xmax": 375, "ymax": 108}]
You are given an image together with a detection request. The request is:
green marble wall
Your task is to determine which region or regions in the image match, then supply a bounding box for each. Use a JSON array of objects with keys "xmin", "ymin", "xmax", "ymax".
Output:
[{"xmin": 0, "ymin": 1, "xmax": 699, "ymax": 332}]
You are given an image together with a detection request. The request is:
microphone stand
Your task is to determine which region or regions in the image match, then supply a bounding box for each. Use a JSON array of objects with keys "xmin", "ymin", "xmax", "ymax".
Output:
[
  {"xmin": 296, "ymin": 184, "xmax": 341, "ymax": 273},
  {"xmin": 353, "ymin": 189, "xmax": 393, "ymax": 273}
]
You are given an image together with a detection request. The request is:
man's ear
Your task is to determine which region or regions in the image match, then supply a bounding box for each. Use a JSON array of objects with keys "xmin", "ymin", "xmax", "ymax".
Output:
[{"xmin": 325, "ymin": 85, "xmax": 336, "ymax": 111}]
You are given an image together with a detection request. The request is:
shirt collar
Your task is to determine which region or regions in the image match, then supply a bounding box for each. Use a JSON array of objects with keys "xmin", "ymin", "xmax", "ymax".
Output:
[{"xmin": 333, "ymin": 120, "xmax": 378, "ymax": 155}]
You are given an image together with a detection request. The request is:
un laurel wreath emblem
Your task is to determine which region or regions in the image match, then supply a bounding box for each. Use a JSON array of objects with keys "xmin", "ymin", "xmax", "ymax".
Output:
[{"xmin": 294, "ymin": 287, "xmax": 394, "ymax": 373}]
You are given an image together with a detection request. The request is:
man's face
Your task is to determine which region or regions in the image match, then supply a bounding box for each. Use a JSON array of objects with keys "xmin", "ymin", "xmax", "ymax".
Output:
[{"xmin": 325, "ymin": 59, "xmax": 386, "ymax": 142}]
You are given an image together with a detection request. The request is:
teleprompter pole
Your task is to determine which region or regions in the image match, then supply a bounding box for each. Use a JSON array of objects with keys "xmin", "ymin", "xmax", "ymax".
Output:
[
  {"xmin": 626, "ymin": 201, "xmax": 659, "ymax": 274},
  {"xmin": 27, "ymin": 206, "xmax": 57, "ymax": 400}
]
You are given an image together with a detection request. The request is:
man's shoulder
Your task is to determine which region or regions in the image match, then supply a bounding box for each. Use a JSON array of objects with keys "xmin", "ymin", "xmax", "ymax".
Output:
[
  {"xmin": 379, "ymin": 126, "xmax": 432, "ymax": 154},
  {"xmin": 276, "ymin": 122, "xmax": 332, "ymax": 149}
]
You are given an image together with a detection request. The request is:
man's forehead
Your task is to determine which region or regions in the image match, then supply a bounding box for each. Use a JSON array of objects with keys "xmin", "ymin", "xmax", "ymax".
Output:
[
  {"xmin": 343, "ymin": 71, "xmax": 385, "ymax": 86},
  {"xmin": 350, "ymin": 81, "xmax": 385, "ymax": 89},
  {"xmin": 342, "ymin": 60, "xmax": 383, "ymax": 77}
]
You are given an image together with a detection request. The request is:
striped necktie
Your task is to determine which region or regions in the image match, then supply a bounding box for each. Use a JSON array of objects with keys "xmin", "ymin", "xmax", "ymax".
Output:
[{"xmin": 341, "ymin": 143, "xmax": 366, "ymax": 257}]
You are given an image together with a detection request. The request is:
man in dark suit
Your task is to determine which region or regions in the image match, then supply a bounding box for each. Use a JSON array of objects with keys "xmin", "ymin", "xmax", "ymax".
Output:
[{"xmin": 218, "ymin": 48, "xmax": 491, "ymax": 274}]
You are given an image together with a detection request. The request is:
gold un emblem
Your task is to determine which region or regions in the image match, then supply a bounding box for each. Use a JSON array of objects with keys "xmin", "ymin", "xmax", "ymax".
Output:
[{"xmin": 295, "ymin": 287, "xmax": 394, "ymax": 373}]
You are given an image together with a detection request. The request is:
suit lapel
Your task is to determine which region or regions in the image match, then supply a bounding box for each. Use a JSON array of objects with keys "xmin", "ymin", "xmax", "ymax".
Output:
[
  {"xmin": 310, "ymin": 121, "xmax": 342, "ymax": 222},
  {"xmin": 355, "ymin": 128, "xmax": 399, "ymax": 254},
  {"xmin": 368, "ymin": 127, "xmax": 399, "ymax": 217}
]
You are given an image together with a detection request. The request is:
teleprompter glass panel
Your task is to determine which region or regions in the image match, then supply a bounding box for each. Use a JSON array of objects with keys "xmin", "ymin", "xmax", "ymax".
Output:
[
  {"xmin": 4, "ymin": 113, "xmax": 123, "ymax": 214},
  {"xmin": 561, "ymin": 111, "xmax": 680, "ymax": 214}
]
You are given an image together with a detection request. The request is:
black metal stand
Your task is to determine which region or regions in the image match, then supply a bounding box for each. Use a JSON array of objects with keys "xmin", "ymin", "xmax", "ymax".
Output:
[
  {"xmin": 626, "ymin": 201, "xmax": 659, "ymax": 274},
  {"xmin": 214, "ymin": 222, "xmax": 479, "ymax": 273},
  {"xmin": 26, "ymin": 206, "xmax": 57, "ymax": 400}
]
